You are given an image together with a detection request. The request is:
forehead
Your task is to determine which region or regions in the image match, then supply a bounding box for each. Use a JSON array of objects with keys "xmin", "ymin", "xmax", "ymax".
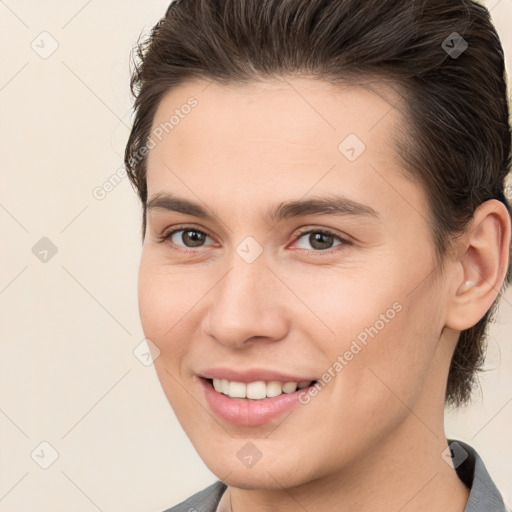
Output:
[
  {"xmin": 145, "ymin": 77, "xmax": 424, "ymax": 225},
  {"xmin": 149, "ymin": 77, "xmax": 406, "ymax": 156}
]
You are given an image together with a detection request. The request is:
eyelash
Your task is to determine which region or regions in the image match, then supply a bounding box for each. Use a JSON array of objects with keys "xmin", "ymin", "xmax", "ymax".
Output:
[{"xmin": 158, "ymin": 225, "xmax": 352, "ymax": 254}]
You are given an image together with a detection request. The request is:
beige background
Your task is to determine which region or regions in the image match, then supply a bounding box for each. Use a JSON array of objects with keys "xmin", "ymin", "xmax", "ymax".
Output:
[{"xmin": 0, "ymin": 1, "xmax": 511, "ymax": 510}]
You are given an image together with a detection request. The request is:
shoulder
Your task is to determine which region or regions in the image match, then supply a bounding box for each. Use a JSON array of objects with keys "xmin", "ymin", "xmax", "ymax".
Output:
[{"xmin": 160, "ymin": 480, "xmax": 228, "ymax": 512}]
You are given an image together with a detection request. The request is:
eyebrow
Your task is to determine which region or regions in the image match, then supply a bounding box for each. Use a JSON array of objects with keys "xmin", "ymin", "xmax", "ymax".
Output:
[{"xmin": 146, "ymin": 192, "xmax": 380, "ymax": 223}]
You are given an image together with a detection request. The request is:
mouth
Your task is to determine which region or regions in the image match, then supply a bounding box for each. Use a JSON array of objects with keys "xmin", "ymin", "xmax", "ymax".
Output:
[{"xmin": 199, "ymin": 377, "xmax": 320, "ymax": 426}]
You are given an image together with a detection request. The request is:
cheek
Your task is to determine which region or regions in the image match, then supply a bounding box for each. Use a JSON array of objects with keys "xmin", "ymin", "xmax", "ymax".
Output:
[
  {"xmin": 291, "ymin": 264, "xmax": 404, "ymax": 358},
  {"xmin": 137, "ymin": 252, "xmax": 191, "ymax": 361},
  {"xmin": 137, "ymin": 258, "xmax": 195, "ymax": 415},
  {"xmin": 298, "ymin": 256, "xmax": 443, "ymax": 405}
]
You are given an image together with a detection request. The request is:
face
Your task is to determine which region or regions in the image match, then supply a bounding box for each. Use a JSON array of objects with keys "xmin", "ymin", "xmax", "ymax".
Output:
[{"xmin": 138, "ymin": 77, "xmax": 454, "ymax": 489}]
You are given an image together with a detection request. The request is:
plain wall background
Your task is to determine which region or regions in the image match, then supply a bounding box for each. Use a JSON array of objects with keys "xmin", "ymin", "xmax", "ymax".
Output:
[{"xmin": 0, "ymin": 1, "xmax": 511, "ymax": 510}]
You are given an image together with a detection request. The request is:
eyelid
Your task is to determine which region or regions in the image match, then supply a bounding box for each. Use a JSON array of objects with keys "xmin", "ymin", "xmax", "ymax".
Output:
[{"xmin": 160, "ymin": 224, "xmax": 210, "ymax": 239}]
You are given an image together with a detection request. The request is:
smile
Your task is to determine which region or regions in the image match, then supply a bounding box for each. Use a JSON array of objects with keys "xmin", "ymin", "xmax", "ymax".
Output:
[
  {"xmin": 211, "ymin": 378, "xmax": 315, "ymax": 400},
  {"xmin": 200, "ymin": 377, "xmax": 319, "ymax": 425}
]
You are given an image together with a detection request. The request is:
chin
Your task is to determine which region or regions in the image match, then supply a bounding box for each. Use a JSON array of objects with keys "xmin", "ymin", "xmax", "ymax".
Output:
[
  {"xmin": 196, "ymin": 443, "xmax": 318, "ymax": 490},
  {"xmin": 211, "ymin": 467, "xmax": 302, "ymax": 490}
]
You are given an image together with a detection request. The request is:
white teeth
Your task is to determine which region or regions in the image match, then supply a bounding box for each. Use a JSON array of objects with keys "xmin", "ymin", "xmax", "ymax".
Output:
[
  {"xmin": 211, "ymin": 378, "xmax": 313, "ymax": 399},
  {"xmin": 282, "ymin": 382, "xmax": 298, "ymax": 393},
  {"xmin": 247, "ymin": 381, "xmax": 267, "ymax": 399},
  {"xmin": 266, "ymin": 381, "xmax": 283, "ymax": 397},
  {"xmin": 229, "ymin": 381, "xmax": 246, "ymax": 398}
]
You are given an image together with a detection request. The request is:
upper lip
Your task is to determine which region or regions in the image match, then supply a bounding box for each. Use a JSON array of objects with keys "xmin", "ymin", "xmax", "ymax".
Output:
[{"xmin": 198, "ymin": 367, "xmax": 317, "ymax": 383}]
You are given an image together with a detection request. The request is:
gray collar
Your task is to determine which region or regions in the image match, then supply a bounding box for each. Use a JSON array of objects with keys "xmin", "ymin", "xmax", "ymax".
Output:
[{"xmin": 449, "ymin": 439, "xmax": 507, "ymax": 512}]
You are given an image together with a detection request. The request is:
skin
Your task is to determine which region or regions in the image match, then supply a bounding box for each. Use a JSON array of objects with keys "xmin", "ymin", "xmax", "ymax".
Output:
[{"xmin": 138, "ymin": 77, "xmax": 510, "ymax": 512}]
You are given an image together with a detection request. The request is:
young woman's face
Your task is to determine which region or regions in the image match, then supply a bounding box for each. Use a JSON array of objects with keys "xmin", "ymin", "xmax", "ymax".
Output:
[{"xmin": 138, "ymin": 78, "xmax": 455, "ymax": 489}]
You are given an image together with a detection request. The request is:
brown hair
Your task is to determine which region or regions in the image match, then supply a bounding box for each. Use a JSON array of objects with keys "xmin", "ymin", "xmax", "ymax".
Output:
[{"xmin": 124, "ymin": 0, "xmax": 512, "ymax": 407}]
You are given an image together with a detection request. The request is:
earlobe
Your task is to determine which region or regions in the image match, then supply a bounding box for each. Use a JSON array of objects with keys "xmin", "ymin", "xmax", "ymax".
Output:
[{"xmin": 445, "ymin": 199, "xmax": 511, "ymax": 331}]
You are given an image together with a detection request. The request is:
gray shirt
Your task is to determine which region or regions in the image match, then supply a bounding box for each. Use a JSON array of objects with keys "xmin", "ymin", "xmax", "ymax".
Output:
[{"xmin": 162, "ymin": 439, "xmax": 509, "ymax": 512}]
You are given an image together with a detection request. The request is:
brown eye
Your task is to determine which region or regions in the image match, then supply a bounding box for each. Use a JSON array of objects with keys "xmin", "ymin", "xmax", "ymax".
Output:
[
  {"xmin": 309, "ymin": 232, "xmax": 335, "ymax": 250},
  {"xmin": 294, "ymin": 229, "xmax": 348, "ymax": 251},
  {"xmin": 165, "ymin": 228, "xmax": 212, "ymax": 248}
]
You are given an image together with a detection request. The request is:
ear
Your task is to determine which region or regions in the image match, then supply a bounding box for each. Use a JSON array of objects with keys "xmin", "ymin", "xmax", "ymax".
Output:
[{"xmin": 445, "ymin": 199, "xmax": 511, "ymax": 331}]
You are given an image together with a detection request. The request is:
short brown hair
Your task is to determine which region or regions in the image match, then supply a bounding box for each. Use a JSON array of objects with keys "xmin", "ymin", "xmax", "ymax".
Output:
[{"xmin": 124, "ymin": 0, "xmax": 512, "ymax": 407}]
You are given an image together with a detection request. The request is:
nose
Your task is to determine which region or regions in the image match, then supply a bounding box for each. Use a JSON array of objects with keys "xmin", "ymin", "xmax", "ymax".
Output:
[{"xmin": 204, "ymin": 256, "xmax": 289, "ymax": 349}]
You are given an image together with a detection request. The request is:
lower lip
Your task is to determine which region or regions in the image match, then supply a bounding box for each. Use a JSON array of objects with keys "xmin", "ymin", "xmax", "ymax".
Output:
[{"xmin": 199, "ymin": 378, "xmax": 315, "ymax": 426}]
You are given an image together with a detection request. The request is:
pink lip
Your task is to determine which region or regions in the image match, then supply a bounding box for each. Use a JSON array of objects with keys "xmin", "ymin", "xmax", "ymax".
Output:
[
  {"xmin": 198, "ymin": 367, "xmax": 316, "ymax": 383},
  {"xmin": 199, "ymin": 377, "xmax": 316, "ymax": 426}
]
